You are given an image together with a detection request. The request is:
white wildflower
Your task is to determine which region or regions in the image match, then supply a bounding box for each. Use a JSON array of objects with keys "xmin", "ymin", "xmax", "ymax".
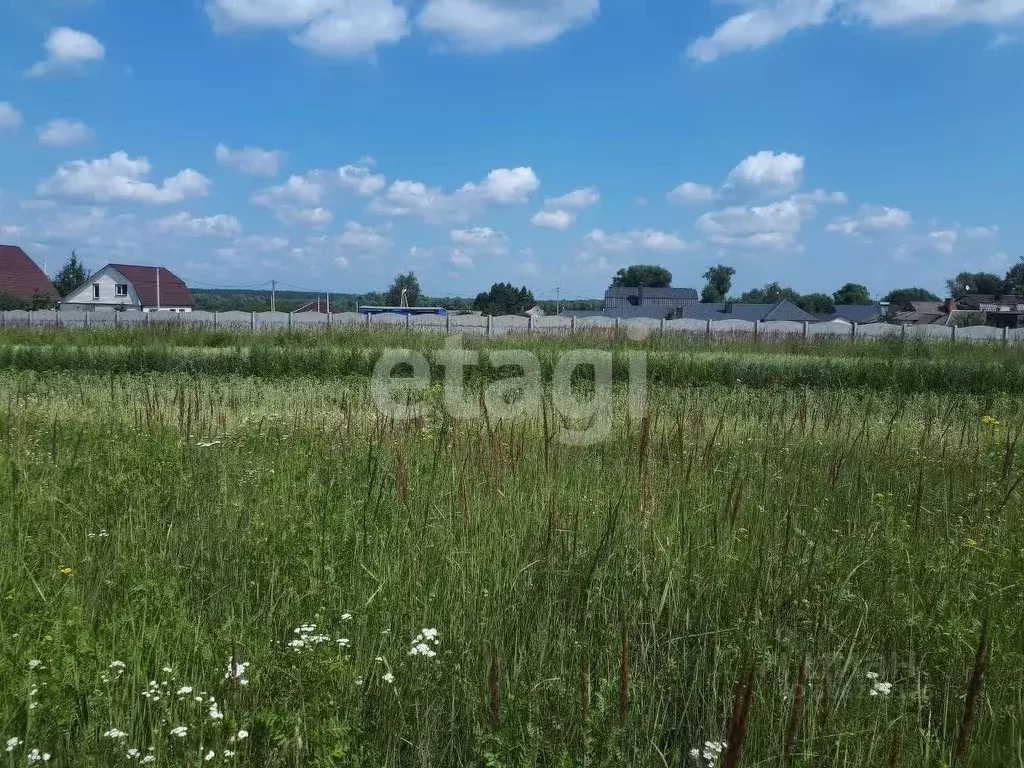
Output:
[
  {"xmin": 169, "ymin": 726, "xmax": 188, "ymax": 739},
  {"xmin": 870, "ymin": 681, "xmax": 893, "ymax": 697},
  {"xmin": 382, "ymin": 672, "xmax": 395, "ymax": 684},
  {"xmin": 103, "ymin": 729, "xmax": 128, "ymax": 740},
  {"xmin": 336, "ymin": 638, "xmax": 350, "ymax": 648},
  {"xmin": 204, "ymin": 750, "xmax": 216, "ymax": 761},
  {"xmin": 225, "ymin": 658, "xmax": 249, "ymax": 684},
  {"xmin": 6, "ymin": 737, "xmax": 22, "ymax": 752},
  {"xmin": 223, "ymin": 750, "xmax": 235, "ymax": 758},
  {"xmin": 26, "ymin": 748, "xmax": 50, "ymax": 764},
  {"xmin": 866, "ymin": 671, "xmax": 879, "ymax": 681},
  {"xmin": 208, "ymin": 702, "xmax": 223, "ymax": 721},
  {"xmin": 126, "ymin": 748, "xmax": 140, "ymax": 759},
  {"xmin": 140, "ymin": 756, "xmax": 156, "ymax": 765},
  {"xmin": 176, "ymin": 686, "xmax": 193, "ymax": 696},
  {"xmin": 341, "ymin": 613, "xmax": 352, "ymax": 620},
  {"xmin": 27, "ymin": 660, "xmax": 44, "ymax": 670}
]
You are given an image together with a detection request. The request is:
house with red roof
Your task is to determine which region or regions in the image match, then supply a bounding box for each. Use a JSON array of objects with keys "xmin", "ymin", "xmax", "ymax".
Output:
[
  {"xmin": 61, "ymin": 264, "xmax": 194, "ymax": 312},
  {"xmin": 0, "ymin": 245, "xmax": 60, "ymax": 305}
]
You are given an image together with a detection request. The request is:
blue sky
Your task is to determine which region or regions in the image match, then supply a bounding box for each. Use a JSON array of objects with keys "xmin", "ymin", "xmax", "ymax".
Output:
[{"xmin": 1, "ymin": 0, "xmax": 1021, "ymax": 301}]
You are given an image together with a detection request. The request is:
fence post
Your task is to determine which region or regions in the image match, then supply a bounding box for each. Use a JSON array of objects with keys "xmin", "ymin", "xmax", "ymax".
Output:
[
  {"xmin": 27, "ymin": 311, "xmax": 33, "ymax": 328},
  {"xmin": 802, "ymin": 321, "xmax": 808, "ymax": 340},
  {"xmin": 1, "ymin": 310, "xmax": 5, "ymax": 328},
  {"xmin": 445, "ymin": 314, "xmax": 451, "ymax": 333},
  {"xmin": 145, "ymin": 311, "xmax": 150, "ymax": 327},
  {"xmin": 706, "ymin": 319, "xmax": 712, "ymax": 338},
  {"xmin": 570, "ymin": 316, "xmax": 577, "ymax": 333},
  {"xmin": 660, "ymin": 318, "xmax": 666, "ymax": 334},
  {"xmin": 288, "ymin": 312, "xmax": 292, "ymax": 331},
  {"xmin": 406, "ymin": 313, "xmax": 411, "ymax": 330},
  {"xmin": 327, "ymin": 311, "xmax": 333, "ymax": 328},
  {"xmin": 950, "ymin": 324, "xmax": 957, "ymax": 343},
  {"xmin": 900, "ymin": 324, "xmax": 906, "ymax": 341},
  {"xmin": 84, "ymin": 312, "xmax": 89, "ymax": 329},
  {"xmin": 753, "ymin": 320, "xmax": 760, "ymax": 339},
  {"xmin": 250, "ymin": 311, "xmax": 256, "ymax": 331},
  {"xmin": 1003, "ymin": 326, "xmax": 1009, "ymax": 345},
  {"xmin": 614, "ymin": 317, "xmax": 620, "ymax": 334},
  {"xmin": 527, "ymin": 314, "xmax": 534, "ymax": 334},
  {"xmin": 114, "ymin": 311, "xmax": 120, "ymax": 328},
  {"xmin": 486, "ymin": 315, "xmax": 493, "ymax": 338},
  {"xmin": 851, "ymin": 322, "xmax": 858, "ymax": 341}
]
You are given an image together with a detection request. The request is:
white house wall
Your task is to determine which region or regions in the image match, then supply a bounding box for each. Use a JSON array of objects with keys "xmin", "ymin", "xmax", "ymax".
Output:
[
  {"xmin": 61, "ymin": 266, "xmax": 190, "ymax": 311},
  {"xmin": 63, "ymin": 267, "xmax": 140, "ymax": 309}
]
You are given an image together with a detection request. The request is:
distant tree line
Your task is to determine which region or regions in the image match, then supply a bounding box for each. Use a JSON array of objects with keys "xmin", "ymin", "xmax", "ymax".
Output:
[{"xmin": 19, "ymin": 252, "xmax": 1020, "ymax": 317}]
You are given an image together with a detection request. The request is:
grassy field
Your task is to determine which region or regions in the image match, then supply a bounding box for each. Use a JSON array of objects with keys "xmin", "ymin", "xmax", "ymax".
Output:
[{"xmin": 0, "ymin": 328, "xmax": 1022, "ymax": 767}]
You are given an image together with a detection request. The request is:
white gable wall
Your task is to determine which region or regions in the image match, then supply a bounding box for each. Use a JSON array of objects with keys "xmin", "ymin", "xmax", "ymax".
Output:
[{"xmin": 61, "ymin": 266, "xmax": 191, "ymax": 311}]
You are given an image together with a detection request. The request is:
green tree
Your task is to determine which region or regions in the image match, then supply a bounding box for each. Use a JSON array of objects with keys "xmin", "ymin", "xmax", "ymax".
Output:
[
  {"xmin": 739, "ymin": 282, "xmax": 802, "ymax": 304},
  {"xmin": 701, "ymin": 264, "xmax": 735, "ymax": 303},
  {"xmin": 881, "ymin": 287, "xmax": 940, "ymax": 308},
  {"xmin": 1004, "ymin": 260, "xmax": 1024, "ymax": 295},
  {"xmin": 386, "ymin": 272, "xmax": 421, "ymax": 307},
  {"xmin": 610, "ymin": 265, "xmax": 672, "ymax": 289},
  {"xmin": 796, "ymin": 293, "xmax": 836, "ymax": 314},
  {"xmin": 832, "ymin": 282, "xmax": 873, "ymax": 306},
  {"xmin": 53, "ymin": 250, "xmax": 89, "ymax": 297},
  {"xmin": 472, "ymin": 283, "xmax": 535, "ymax": 315},
  {"xmin": 946, "ymin": 271, "xmax": 1003, "ymax": 299},
  {"xmin": 0, "ymin": 293, "xmax": 28, "ymax": 311}
]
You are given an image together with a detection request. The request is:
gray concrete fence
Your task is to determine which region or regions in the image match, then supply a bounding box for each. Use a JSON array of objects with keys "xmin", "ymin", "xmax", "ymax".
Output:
[{"xmin": 0, "ymin": 309, "xmax": 1021, "ymax": 343}]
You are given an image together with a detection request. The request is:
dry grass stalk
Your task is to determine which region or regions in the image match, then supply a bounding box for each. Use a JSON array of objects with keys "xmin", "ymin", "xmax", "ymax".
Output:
[
  {"xmin": 577, "ymin": 654, "xmax": 590, "ymax": 733},
  {"xmin": 955, "ymin": 617, "xmax": 989, "ymax": 761},
  {"xmin": 489, "ymin": 653, "xmax": 501, "ymax": 730},
  {"xmin": 783, "ymin": 655, "xmax": 807, "ymax": 765},
  {"xmin": 722, "ymin": 664, "xmax": 755, "ymax": 768},
  {"xmin": 619, "ymin": 621, "xmax": 629, "ymax": 728}
]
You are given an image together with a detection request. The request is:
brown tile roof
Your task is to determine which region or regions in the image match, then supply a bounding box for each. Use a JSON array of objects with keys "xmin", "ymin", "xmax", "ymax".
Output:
[
  {"xmin": 0, "ymin": 245, "xmax": 60, "ymax": 301},
  {"xmin": 108, "ymin": 264, "xmax": 193, "ymax": 308}
]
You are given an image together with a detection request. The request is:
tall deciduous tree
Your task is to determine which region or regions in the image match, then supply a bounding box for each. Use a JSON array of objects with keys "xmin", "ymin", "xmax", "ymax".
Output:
[
  {"xmin": 946, "ymin": 271, "xmax": 1003, "ymax": 299},
  {"xmin": 739, "ymin": 282, "xmax": 802, "ymax": 304},
  {"xmin": 386, "ymin": 272, "xmax": 421, "ymax": 307},
  {"xmin": 53, "ymin": 250, "xmax": 88, "ymax": 298},
  {"xmin": 832, "ymin": 283, "xmax": 873, "ymax": 306},
  {"xmin": 701, "ymin": 264, "xmax": 735, "ymax": 303},
  {"xmin": 472, "ymin": 283, "xmax": 535, "ymax": 315},
  {"xmin": 881, "ymin": 287, "xmax": 940, "ymax": 308},
  {"xmin": 610, "ymin": 265, "xmax": 672, "ymax": 289},
  {"xmin": 796, "ymin": 293, "xmax": 835, "ymax": 314},
  {"xmin": 1003, "ymin": 260, "xmax": 1024, "ymax": 295}
]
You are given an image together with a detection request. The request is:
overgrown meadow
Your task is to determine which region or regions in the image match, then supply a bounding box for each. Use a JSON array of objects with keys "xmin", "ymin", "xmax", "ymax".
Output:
[{"xmin": 0, "ymin": 325, "xmax": 1022, "ymax": 767}]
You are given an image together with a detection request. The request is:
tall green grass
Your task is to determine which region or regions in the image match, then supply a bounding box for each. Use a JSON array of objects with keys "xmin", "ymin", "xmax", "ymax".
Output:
[{"xmin": 0, "ymin": 371, "xmax": 1021, "ymax": 766}]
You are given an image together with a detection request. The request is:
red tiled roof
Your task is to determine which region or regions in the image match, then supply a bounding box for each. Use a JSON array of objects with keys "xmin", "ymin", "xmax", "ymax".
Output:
[
  {"xmin": 0, "ymin": 245, "xmax": 60, "ymax": 301},
  {"xmin": 108, "ymin": 264, "xmax": 193, "ymax": 308}
]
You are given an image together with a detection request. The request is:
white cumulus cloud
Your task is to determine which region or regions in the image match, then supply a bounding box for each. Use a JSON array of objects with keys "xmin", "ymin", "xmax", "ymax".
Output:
[
  {"xmin": 417, "ymin": 0, "xmax": 599, "ymax": 52},
  {"xmin": 38, "ymin": 119, "xmax": 94, "ymax": 147},
  {"xmin": 725, "ymin": 150, "xmax": 805, "ymax": 193},
  {"xmin": 697, "ymin": 196, "xmax": 817, "ymax": 249},
  {"xmin": 584, "ymin": 228, "xmax": 692, "ymax": 253},
  {"xmin": 667, "ymin": 181, "xmax": 719, "ymax": 204},
  {"xmin": 339, "ymin": 220, "xmax": 391, "ymax": 251},
  {"xmin": 687, "ymin": 0, "xmax": 834, "ymax": 63},
  {"xmin": 151, "ymin": 212, "xmax": 242, "ymax": 238},
  {"xmin": 0, "ymin": 102, "xmax": 23, "ymax": 129},
  {"xmin": 826, "ymin": 205, "xmax": 913, "ymax": 235},
  {"xmin": 216, "ymin": 144, "xmax": 286, "ymax": 176},
  {"xmin": 531, "ymin": 209, "xmax": 574, "ymax": 229},
  {"xmin": 370, "ymin": 166, "xmax": 539, "ymax": 222},
  {"xmin": 928, "ymin": 229, "xmax": 958, "ymax": 254},
  {"xmin": 28, "ymin": 27, "xmax": 105, "ymax": 77},
  {"xmin": 206, "ymin": 0, "xmax": 410, "ymax": 57},
  {"xmin": 37, "ymin": 152, "xmax": 211, "ymax": 204},
  {"xmin": 965, "ymin": 225, "xmax": 998, "ymax": 238},
  {"xmin": 451, "ymin": 226, "xmax": 509, "ymax": 253},
  {"xmin": 544, "ymin": 187, "xmax": 600, "ymax": 210},
  {"xmin": 336, "ymin": 162, "xmax": 387, "ymax": 196}
]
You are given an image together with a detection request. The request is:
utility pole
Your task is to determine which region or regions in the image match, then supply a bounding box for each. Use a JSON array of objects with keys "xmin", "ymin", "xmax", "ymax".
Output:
[
  {"xmin": 156, "ymin": 266, "xmax": 161, "ymax": 311},
  {"xmin": 270, "ymin": 280, "xmax": 277, "ymax": 312},
  {"xmin": 326, "ymin": 292, "xmax": 330, "ymax": 314},
  {"xmin": 556, "ymin": 286, "xmax": 560, "ymax": 315}
]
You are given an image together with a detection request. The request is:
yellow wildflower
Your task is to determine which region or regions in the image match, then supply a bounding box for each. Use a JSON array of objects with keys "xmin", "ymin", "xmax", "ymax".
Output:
[
  {"xmin": 965, "ymin": 538, "xmax": 978, "ymax": 548},
  {"xmin": 58, "ymin": 566, "xmax": 72, "ymax": 576},
  {"xmin": 981, "ymin": 415, "xmax": 998, "ymax": 426}
]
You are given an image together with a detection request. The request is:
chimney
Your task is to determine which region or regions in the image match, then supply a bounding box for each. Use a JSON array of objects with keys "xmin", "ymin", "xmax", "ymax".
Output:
[{"xmin": 944, "ymin": 297, "xmax": 957, "ymax": 314}]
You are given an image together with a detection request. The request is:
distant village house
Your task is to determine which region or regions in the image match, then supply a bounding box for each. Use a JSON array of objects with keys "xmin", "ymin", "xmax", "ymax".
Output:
[{"xmin": 61, "ymin": 264, "xmax": 194, "ymax": 312}]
